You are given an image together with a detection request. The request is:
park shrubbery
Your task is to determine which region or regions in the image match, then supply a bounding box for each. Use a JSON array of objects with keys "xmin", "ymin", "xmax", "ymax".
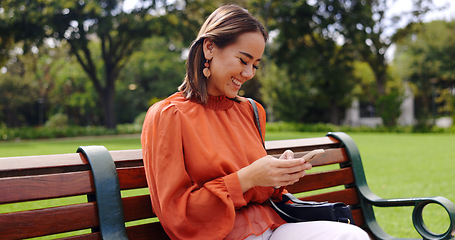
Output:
[
  {"xmin": 265, "ymin": 122, "xmax": 455, "ymax": 134},
  {"xmin": 1, "ymin": 122, "xmax": 454, "ymax": 141},
  {"xmin": 0, "ymin": 124, "xmax": 137, "ymax": 141}
]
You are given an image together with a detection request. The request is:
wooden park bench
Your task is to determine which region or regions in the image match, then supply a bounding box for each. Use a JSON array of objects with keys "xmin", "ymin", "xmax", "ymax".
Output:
[{"xmin": 0, "ymin": 132, "xmax": 454, "ymax": 239}]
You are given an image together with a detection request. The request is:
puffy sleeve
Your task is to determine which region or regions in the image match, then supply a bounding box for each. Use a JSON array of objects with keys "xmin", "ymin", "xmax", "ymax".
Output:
[{"xmin": 141, "ymin": 101, "xmax": 243, "ymax": 240}]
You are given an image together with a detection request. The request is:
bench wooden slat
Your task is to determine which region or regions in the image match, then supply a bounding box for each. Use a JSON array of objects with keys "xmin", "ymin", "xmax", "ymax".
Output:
[
  {"xmin": 0, "ymin": 150, "xmax": 143, "ymax": 178},
  {"xmin": 302, "ymin": 148, "xmax": 347, "ymax": 167},
  {"xmin": 0, "ymin": 202, "xmax": 98, "ymax": 239},
  {"xmin": 60, "ymin": 232, "xmax": 100, "ymax": 240},
  {"xmin": 265, "ymin": 137, "xmax": 339, "ymax": 154},
  {"xmin": 123, "ymin": 195, "xmax": 156, "ymax": 221},
  {"xmin": 269, "ymin": 148, "xmax": 348, "ymax": 167},
  {"xmin": 126, "ymin": 223, "xmax": 170, "ymax": 240},
  {"xmin": 299, "ymin": 188, "xmax": 359, "ymax": 206},
  {"xmin": 0, "ymin": 153, "xmax": 89, "ymax": 178},
  {"xmin": 286, "ymin": 167, "xmax": 355, "ymax": 193},
  {"xmin": 351, "ymin": 209, "xmax": 365, "ymax": 227},
  {"xmin": 0, "ymin": 171, "xmax": 93, "ymax": 203},
  {"xmin": 110, "ymin": 149, "xmax": 143, "ymax": 162},
  {"xmin": 118, "ymin": 167, "xmax": 148, "ymax": 190},
  {"xmin": 0, "ymin": 153, "xmax": 85, "ymax": 171}
]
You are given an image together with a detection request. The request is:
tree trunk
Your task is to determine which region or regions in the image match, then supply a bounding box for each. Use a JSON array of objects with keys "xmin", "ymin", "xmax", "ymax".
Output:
[
  {"xmin": 376, "ymin": 69, "xmax": 387, "ymax": 96},
  {"xmin": 329, "ymin": 100, "xmax": 339, "ymax": 125},
  {"xmin": 101, "ymin": 86, "xmax": 117, "ymax": 129}
]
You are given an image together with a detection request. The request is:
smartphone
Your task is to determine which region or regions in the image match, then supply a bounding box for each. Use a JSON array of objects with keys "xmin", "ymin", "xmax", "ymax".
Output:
[
  {"xmin": 302, "ymin": 149, "xmax": 325, "ymax": 163},
  {"xmin": 273, "ymin": 149, "xmax": 325, "ymax": 189}
]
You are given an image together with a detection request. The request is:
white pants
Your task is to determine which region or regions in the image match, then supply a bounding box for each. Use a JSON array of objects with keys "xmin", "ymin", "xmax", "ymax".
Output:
[{"xmin": 245, "ymin": 221, "xmax": 370, "ymax": 240}]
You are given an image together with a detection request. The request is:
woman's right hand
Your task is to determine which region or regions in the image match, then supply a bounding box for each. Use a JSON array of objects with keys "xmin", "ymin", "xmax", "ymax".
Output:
[{"xmin": 237, "ymin": 150, "xmax": 312, "ymax": 193}]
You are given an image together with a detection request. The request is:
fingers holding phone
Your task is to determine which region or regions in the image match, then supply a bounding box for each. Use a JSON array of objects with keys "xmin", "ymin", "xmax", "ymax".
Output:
[{"xmin": 301, "ymin": 149, "xmax": 325, "ymax": 163}]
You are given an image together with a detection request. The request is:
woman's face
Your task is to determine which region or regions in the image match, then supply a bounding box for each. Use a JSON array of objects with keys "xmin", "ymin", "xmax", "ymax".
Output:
[{"xmin": 204, "ymin": 32, "xmax": 266, "ymax": 98}]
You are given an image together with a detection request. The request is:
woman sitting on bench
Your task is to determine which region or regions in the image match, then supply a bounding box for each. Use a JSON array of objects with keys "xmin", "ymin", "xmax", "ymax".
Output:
[{"xmin": 141, "ymin": 4, "xmax": 369, "ymax": 240}]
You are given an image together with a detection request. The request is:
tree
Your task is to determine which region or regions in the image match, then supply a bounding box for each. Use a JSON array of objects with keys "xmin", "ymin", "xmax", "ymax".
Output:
[
  {"xmin": 0, "ymin": 40, "xmax": 101, "ymax": 127},
  {"xmin": 1, "ymin": 0, "xmax": 181, "ymax": 128},
  {"xmin": 251, "ymin": 0, "xmax": 441, "ymax": 125},
  {"xmin": 342, "ymin": 0, "xmax": 444, "ymax": 125},
  {"xmin": 0, "ymin": 63, "xmax": 39, "ymax": 127},
  {"xmin": 251, "ymin": 0, "xmax": 358, "ymax": 123},
  {"xmin": 0, "ymin": 45, "xmax": 52, "ymax": 127},
  {"xmin": 345, "ymin": 0, "xmax": 443, "ymax": 95},
  {"xmin": 116, "ymin": 36, "xmax": 186, "ymax": 123},
  {"xmin": 394, "ymin": 20, "xmax": 455, "ymax": 124}
]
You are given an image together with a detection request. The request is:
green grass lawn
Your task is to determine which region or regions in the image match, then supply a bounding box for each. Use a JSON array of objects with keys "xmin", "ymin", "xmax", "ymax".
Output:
[
  {"xmin": 1, "ymin": 131, "xmax": 454, "ymax": 238},
  {"xmin": 0, "ymin": 134, "xmax": 143, "ymax": 157}
]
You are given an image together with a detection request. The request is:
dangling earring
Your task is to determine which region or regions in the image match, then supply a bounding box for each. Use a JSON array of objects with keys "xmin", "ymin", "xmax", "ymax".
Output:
[{"xmin": 203, "ymin": 58, "xmax": 211, "ymax": 78}]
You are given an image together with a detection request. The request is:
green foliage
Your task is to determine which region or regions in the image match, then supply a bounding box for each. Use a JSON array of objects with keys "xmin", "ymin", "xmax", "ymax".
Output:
[
  {"xmin": 115, "ymin": 36, "xmax": 185, "ymax": 123},
  {"xmin": 1, "ymin": 0, "xmax": 188, "ymax": 129},
  {"xmin": 258, "ymin": 61, "xmax": 311, "ymax": 122},
  {"xmin": 376, "ymin": 89, "xmax": 403, "ymax": 127},
  {"xmin": 0, "ymin": 69, "xmax": 39, "ymax": 127},
  {"xmin": 134, "ymin": 112, "xmax": 147, "ymax": 127},
  {"xmin": 0, "ymin": 41, "xmax": 103, "ymax": 127},
  {"xmin": 45, "ymin": 113, "xmax": 69, "ymax": 128},
  {"xmin": 253, "ymin": 0, "xmax": 360, "ymax": 124},
  {"xmin": 394, "ymin": 20, "xmax": 455, "ymax": 123},
  {"xmin": 265, "ymin": 121, "xmax": 455, "ymax": 134},
  {"xmin": 352, "ymin": 61, "xmax": 377, "ymax": 102},
  {"xmin": 1, "ymin": 0, "xmax": 452, "ymax": 130},
  {"xmin": 0, "ymin": 124, "xmax": 142, "ymax": 141}
]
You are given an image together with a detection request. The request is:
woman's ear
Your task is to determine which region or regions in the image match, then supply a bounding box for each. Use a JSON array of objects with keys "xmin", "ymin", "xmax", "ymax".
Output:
[{"xmin": 202, "ymin": 38, "xmax": 214, "ymax": 60}]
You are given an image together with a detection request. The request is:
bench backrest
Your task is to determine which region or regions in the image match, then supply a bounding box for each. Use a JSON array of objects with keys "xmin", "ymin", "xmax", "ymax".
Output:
[{"xmin": 0, "ymin": 133, "xmax": 364, "ymax": 239}]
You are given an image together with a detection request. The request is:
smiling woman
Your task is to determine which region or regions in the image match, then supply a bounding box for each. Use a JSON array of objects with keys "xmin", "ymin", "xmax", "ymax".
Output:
[{"xmin": 140, "ymin": 4, "xmax": 369, "ymax": 240}]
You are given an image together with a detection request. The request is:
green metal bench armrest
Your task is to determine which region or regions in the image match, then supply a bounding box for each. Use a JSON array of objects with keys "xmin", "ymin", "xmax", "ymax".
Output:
[
  {"xmin": 77, "ymin": 146, "xmax": 129, "ymax": 240},
  {"xmin": 327, "ymin": 132, "xmax": 455, "ymax": 240},
  {"xmin": 367, "ymin": 194, "xmax": 455, "ymax": 240}
]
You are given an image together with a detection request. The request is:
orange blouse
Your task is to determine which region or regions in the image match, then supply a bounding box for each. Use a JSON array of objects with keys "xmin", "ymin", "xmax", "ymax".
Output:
[{"xmin": 141, "ymin": 92, "xmax": 286, "ymax": 240}]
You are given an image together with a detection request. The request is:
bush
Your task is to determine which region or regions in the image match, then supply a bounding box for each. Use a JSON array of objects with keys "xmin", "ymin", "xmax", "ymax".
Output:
[
  {"xmin": 0, "ymin": 124, "xmax": 141, "ymax": 141},
  {"xmin": 134, "ymin": 112, "xmax": 147, "ymax": 126},
  {"xmin": 1, "ymin": 122, "xmax": 453, "ymax": 142},
  {"xmin": 45, "ymin": 113, "xmax": 69, "ymax": 128},
  {"xmin": 376, "ymin": 90, "xmax": 403, "ymax": 127},
  {"xmin": 265, "ymin": 122, "xmax": 454, "ymax": 134}
]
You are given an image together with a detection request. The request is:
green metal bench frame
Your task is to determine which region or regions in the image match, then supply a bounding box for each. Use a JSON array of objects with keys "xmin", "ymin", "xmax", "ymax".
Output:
[{"xmin": 329, "ymin": 132, "xmax": 455, "ymax": 240}]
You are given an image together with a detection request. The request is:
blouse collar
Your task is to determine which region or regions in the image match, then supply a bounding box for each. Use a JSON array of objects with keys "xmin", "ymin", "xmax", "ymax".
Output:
[
  {"xmin": 205, "ymin": 95, "xmax": 235, "ymax": 111},
  {"xmin": 190, "ymin": 94, "xmax": 235, "ymax": 111}
]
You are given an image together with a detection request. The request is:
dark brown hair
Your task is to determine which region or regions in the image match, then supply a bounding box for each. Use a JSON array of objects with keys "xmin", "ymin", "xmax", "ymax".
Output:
[{"xmin": 178, "ymin": 5, "xmax": 268, "ymax": 104}]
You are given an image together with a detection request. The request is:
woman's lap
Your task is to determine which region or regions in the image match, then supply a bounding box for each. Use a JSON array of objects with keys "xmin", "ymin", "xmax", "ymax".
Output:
[{"xmin": 245, "ymin": 221, "xmax": 370, "ymax": 240}]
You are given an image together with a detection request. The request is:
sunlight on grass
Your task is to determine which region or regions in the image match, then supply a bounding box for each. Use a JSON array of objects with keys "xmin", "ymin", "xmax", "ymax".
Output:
[
  {"xmin": 121, "ymin": 188, "xmax": 149, "ymax": 198},
  {"xmin": 422, "ymin": 203, "xmax": 452, "ymax": 235},
  {"xmin": 0, "ymin": 134, "xmax": 141, "ymax": 157},
  {"xmin": 0, "ymin": 195, "xmax": 87, "ymax": 214}
]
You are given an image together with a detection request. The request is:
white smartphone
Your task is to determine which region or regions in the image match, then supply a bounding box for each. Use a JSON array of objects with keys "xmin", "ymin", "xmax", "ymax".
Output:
[
  {"xmin": 273, "ymin": 149, "xmax": 325, "ymax": 189},
  {"xmin": 302, "ymin": 149, "xmax": 325, "ymax": 163}
]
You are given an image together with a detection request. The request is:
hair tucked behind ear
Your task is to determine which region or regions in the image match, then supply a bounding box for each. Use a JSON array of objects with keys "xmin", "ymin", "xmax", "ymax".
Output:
[
  {"xmin": 179, "ymin": 4, "xmax": 268, "ymax": 104},
  {"xmin": 179, "ymin": 38, "xmax": 207, "ymax": 103}
]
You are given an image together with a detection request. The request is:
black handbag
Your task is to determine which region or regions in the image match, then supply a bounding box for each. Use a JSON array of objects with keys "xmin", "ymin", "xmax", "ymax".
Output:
[
  {"xmin": 269, "ymin": 193, "xmax": 355, "ymax": 224},
  {"xmin": 246, "ymin": 98, "xmax": 355, "ymax": 225}
]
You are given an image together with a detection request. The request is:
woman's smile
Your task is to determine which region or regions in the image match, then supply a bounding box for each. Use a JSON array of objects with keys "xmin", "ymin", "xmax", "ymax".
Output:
[{"xmin": 231, "ymin": 77, "xmax": 242, "ymax": 89}]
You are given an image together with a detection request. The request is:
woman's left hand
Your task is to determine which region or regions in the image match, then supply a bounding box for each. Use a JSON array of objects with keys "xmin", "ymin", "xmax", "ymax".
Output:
[{"xmin": 237, "ymin": 150, "xmax": 312, "ymax": 193}]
